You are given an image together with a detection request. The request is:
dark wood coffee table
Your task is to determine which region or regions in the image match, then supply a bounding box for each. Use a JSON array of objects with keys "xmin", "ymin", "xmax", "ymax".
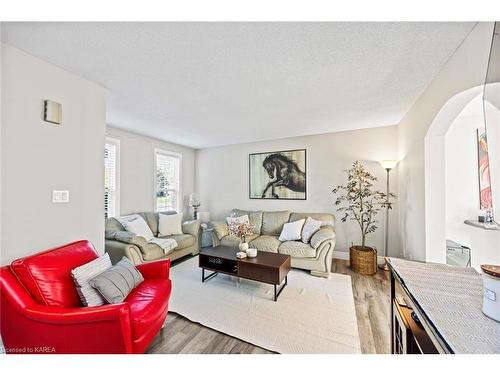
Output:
[{"xmin": 199, "ymin": 246, "xmax": 291, "ymax": 301}]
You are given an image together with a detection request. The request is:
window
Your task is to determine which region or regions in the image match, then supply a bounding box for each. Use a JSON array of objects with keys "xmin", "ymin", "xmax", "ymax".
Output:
[
  {"xmin": 155, "ymin": 149, "xmax": 181, "ymax": 212},
  {"xmin": 104, "ymin": 138, "xmax": 120, "ymax": 218}
]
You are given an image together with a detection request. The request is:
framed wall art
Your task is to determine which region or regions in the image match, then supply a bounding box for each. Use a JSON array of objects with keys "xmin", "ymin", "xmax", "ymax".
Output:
[
  {"xmin": 249, "ymin": 149, "xmax": 306, "ymax": 200},
  {"xmin": 477, "ymin": 128, "xmax": 492, "ymax": 211}
]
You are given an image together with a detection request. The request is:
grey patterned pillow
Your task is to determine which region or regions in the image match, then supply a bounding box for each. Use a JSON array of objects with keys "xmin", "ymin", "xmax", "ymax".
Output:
[
  {"xmin": 89, "ymin": 257, "xmax": 144, "ymax": 304},
  {"xmin": 71, "ymin": 253, "xmax": 112, "ymax": 306}
]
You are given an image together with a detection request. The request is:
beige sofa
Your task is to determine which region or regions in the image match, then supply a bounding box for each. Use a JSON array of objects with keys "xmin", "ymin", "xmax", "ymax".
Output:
[
  {"xmin": 105, "ymin": 211, "xmax": 201, "ymax": 265},
  {"xmin": 212, "ymin": 209, "xmax": 336, "ymax": 277}
]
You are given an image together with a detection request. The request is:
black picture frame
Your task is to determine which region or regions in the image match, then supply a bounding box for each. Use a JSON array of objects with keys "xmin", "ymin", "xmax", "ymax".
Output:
[{"xmin": 248, "ymin": 148, "xmax": 307, "ymax": 200}]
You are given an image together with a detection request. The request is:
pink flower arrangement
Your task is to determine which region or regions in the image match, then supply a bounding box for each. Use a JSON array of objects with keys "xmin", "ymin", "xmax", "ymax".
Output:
[{"xmin": 228, "ymin": 219, "xmax": 254, "ymax": 243}]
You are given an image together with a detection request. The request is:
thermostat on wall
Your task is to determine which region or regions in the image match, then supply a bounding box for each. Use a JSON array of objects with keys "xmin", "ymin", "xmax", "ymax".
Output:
[{"xmin": 52, "ymin": 190, "xmax": 69, "ymax": 203}]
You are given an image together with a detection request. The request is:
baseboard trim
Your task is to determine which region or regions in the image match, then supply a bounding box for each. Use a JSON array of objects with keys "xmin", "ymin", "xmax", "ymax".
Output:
[{"xmin": 332, "ymin": 251, "xmax": 349, "ymax": 260}]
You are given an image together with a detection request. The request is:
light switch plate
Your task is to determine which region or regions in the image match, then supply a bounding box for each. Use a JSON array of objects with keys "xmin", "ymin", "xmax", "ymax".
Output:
[{"xmin": 52, "ymin": 190, "xmax": 69, "ymax": 203}]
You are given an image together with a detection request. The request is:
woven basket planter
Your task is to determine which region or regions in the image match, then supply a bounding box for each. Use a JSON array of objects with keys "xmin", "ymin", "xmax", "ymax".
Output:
[{"xmin": 350, "ymin": 246, "xmax": 377, "ymax": 275}]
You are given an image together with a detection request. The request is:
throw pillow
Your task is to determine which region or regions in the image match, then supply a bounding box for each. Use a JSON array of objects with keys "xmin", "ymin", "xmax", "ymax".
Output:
[
  {"xmin": 226, "ymin": 214, "xmax": 250, "ymax": 226},
  {"xmin": 125, "ymin": 217, "xmax": 154, "ymax": 242},
  {"xmin": 278, "ymin": 219, "xmax": 306, "ymax": 241},
  {"xmin": 115, "ymin": 213, "xmax": 141, "ymax": 229},
  {"xmin": 301, "ymin": 217, "xmax": 322, "ymax": 243},
  {"xmin": 158, "ymin": 213, "xmax": 183, "ymax": 236},
  {"xmin": 71, "ymin": 253, "xmax": 112, "ymax": 307},
  {"xmin": 89, "ymin": 257, "xmax": 144, "ymax": 304}
]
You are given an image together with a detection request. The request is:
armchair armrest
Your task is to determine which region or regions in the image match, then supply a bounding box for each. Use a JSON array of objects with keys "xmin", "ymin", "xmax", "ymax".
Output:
[
  {"xmin": 211, "ymin": 221, "xmax": 229, "ymax": 240},
  {"xmin": 106, "ymin": 230, "xmax": 148, "ymax": 247},
  {"xmin": 105, "ymin": 239, "xmax": 144, "ymax": 265},
  {"xmin": 25, "ymin": 302, "xmax": 131, "ymax": 325},
  {"xmin": 182, "ymin": 219, "xmax": 201, "ymax": 237},
  {"xmin": 22, "ymin": 303, "xmax": 134, "ymax": 353},
  {"xmin": 136, "ymin": 259, "xmax": 171, "ymax": 280},
  {"xmin": 310, "ymin": 227, "xmax": 336, "ymax": 250}
]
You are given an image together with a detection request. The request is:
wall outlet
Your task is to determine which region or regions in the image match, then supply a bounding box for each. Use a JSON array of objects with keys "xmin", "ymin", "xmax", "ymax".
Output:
[{"xmin": 52, "ymin": 190, "xmax": 69, "ymax": 203}]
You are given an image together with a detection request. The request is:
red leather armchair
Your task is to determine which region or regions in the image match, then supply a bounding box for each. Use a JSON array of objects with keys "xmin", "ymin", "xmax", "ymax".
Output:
[{"xmin": 0, "ymin": 240, "xmax": 172, "ymax": 354}]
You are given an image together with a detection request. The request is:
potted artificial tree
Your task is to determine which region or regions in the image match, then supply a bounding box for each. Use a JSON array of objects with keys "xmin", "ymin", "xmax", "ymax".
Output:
[{"xmin": 332, "ymin": 161, "xmax": 395, "ymax": 275}]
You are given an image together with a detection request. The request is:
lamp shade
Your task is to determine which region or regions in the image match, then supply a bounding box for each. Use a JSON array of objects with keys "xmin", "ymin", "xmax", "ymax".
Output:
[
  {"xmin": 379, "ymin": 160, "xmax": 399, "ymax": 170},
  {"xmin": 189, "ymin": 193, "xmax": 200, "ymax": 206}
]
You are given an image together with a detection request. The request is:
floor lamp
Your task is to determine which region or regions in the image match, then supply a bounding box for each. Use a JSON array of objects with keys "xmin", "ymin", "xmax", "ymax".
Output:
[{"xmin": 378, "ymin": 160, "xmax": 398, "ymax": 271}]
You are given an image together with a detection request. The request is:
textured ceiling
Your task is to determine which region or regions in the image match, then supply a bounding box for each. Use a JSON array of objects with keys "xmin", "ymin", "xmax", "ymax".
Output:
[{"xmin": 2, "ymin": 22, "xmax": 475, "ymax": 148}]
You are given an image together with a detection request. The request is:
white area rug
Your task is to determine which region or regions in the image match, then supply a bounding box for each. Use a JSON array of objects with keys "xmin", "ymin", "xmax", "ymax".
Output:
[{"xmin": 169, "ymin": 257, "xmax": 361, "ymax": 354}]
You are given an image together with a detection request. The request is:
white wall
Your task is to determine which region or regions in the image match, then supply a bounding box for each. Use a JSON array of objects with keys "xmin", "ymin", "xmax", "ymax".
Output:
[
  {"xmin": 397, "ymin": 22, "xmax": 494, "ymax": 261},
  {"xmin": 445, "ymin": 96, "xmax": 500, "ymax": 268},
  {"xmin": 196, "ymin": 125, "xmax": 400, "ymax": 255},
  {"xmin": 484, "ymin": 88, "xmax": 500, "ymax": 223},
  {"xmin": 1, "ymin": 44, "xmax": 106, "ymax": 265},
  {"xmin": 105, "ymin": 126, "xmax": 196, "ymax": 219}
]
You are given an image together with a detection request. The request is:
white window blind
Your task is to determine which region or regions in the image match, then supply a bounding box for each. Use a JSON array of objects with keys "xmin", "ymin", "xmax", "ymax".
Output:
[
  {"xmin": 155, "ymin": 150, "xmax": 181, "ymax": 212},
  {"xmin": 104, "ymin": 139, "xmax": 119, "ymax": 218}
]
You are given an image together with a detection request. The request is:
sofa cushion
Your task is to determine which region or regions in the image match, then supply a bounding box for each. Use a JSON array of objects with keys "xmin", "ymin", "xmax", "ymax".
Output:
[
  {"xmin": 249, "ymin": 235, "xmax": 282, "ymax": 253},
  {"xmin": 105, "ymin": 217, "xmax": 125, "ymax": 232},
  {"xmin": 289, "ymin": 212, "xmax": 335, "ymax": 227},
  {"xmin": 11, "ymin": 240, "xmax": 98, "ymax": 307},
  {"xmin": 212, "ymin": 221, "xmax": 229, "ymax": 240},
  {"xmin": 261, "ymin": 211, "xmax": 291, "ymax": 236},
  {"xmin": 126, "ymin": 278, "xmax": 172, "ymax": 341},
  {"xmin": 159, "ymin": 233, "xmax": 196, "ymax": 249},
  {"xmin": 231, "ymin": 209, "xmax": 263, "ymax": 234},
  {"xmin": 279, "ymin": 241, "xmax": 316, "ymax": 258},
  {"xmin": 220, "ymin": 233, "xmax": 259, "ymax": 247}
]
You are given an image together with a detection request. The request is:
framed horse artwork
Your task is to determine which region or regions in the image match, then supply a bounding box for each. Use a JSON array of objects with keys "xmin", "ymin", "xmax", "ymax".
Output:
[{"xmin": 249, "ymin": 149, "xmax": 307, "ymax": 200}]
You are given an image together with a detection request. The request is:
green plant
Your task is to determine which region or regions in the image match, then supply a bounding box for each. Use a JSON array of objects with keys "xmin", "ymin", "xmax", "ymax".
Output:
[{"xmin": 332, "ymin": 161, "xmax": 396, "ymax": 249}]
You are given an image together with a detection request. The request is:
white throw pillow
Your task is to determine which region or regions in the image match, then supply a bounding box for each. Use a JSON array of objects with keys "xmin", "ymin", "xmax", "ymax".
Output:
[
  {"xmin": 226, "ymin": 214, "xmax": 250, "ymax": 226},
  {"xmin": 301, "ymin": 217, "xmax": 322, "ymax": 243},
  {"xmin": 115, "ymin": 213, "xmax": 141, "ymax": 228},
  {"xmin": 158, "ymin": 213, "xmax": 183, "ymax": 236},
  {"xmin": 125, "ymin": 217, "xmax": 154, "ymax": 242},
  {"xmin": 71, "ymin": 253, "xmax": 112, "ymax": 307},
  {"xmin": 279, "ymin": 219, "xmax": 306, "ymax": 241}
]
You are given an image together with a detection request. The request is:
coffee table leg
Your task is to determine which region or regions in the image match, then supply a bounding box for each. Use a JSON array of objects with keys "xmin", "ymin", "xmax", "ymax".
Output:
[
  {"xmin": 274, "ymin": 275, "xmax": 287, "ymax": 301},
  {"xmin": 202, "ymin": 268, "xmax": 218, "ymax": 282}
]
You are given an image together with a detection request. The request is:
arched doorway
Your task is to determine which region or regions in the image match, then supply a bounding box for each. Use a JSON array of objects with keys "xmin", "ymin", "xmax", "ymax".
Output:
[{"xmin": 425, "ymin": 86, "xmax": 500, "ymax": 268}]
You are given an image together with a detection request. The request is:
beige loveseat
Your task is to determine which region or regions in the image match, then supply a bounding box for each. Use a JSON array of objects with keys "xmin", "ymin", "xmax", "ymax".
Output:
[
  {"xmin": 212, "ymin": 209, "xmax": 336, "ymax": 277},
  {"xmin": 105, "ymin": 211, "xmax": 201, "ymax": 265}
]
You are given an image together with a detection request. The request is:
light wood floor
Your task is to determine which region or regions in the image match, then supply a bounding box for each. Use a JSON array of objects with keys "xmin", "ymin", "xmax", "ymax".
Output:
[{"xmin": 146, "ymin": 258, "xmax": 391, "ymax": 354}]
